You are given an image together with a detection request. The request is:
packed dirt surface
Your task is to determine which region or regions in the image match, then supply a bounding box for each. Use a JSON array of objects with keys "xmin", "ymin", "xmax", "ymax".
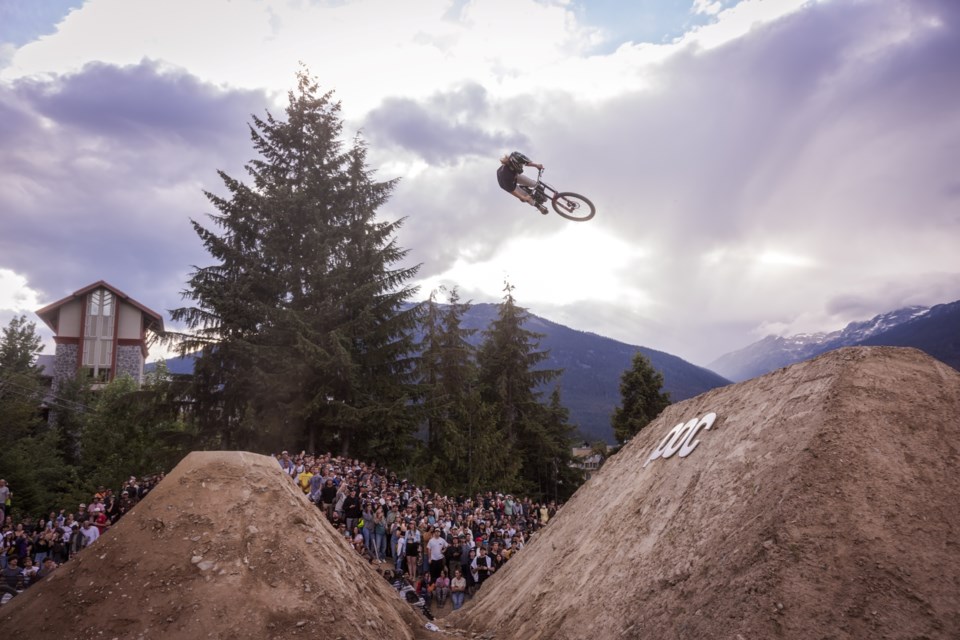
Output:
[
  {"xmin": 453, "ymin": 346, "xmax": 960, "ymax": 639},
  {"xmin": 3, "ymin": 346, "xmax": 958, "ymax": 640},
  {"xmin": 0, "ymin": 451, "xmax": 435, "ymax": 640}
]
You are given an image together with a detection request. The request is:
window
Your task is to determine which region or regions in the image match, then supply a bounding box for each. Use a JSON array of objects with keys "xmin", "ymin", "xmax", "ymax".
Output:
[{"xmin": 83, "ymin": 288, "xmax": 115, "ymax": 381}]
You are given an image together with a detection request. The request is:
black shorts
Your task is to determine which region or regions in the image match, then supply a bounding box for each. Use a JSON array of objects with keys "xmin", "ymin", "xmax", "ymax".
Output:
[{"xmin": 406, "ymin": 542, "xmax": 419, "ymax": 557}]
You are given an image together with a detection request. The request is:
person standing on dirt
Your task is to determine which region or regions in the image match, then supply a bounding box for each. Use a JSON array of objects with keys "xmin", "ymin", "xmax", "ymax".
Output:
[
  {"xmin": 497, "ymin": 151, "xmax": 547, "ymax": 214},
  {"xmin": 426, "ymin": 527, "xmax": 449, "ymax": 581},
  {"xmin": 319, "ymin": 479, "xmax": 337, "ymax": 520},
  {"xmin": 404, "ymin": 524, "xmax": 421, "ymax": 579},
  {"xmin": 342, "ymin": 488, "xmax": 361, "ymax": 533},
  {"xmin": 361, "ymin": 500, "xmax": 375, "ymax": 553},
  {"xmin": 472, "ymin": 545, "xmax": 494, "ymax": 588},
  {"xmin": 373, "ymin": 506, "xmax": 388, "ymax": 562}
]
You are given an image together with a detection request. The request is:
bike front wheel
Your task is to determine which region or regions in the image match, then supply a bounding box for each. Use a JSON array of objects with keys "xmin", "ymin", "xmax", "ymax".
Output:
[{"xmin": 552, "ymin": 192, "xmax": 596, "ymax": 221}]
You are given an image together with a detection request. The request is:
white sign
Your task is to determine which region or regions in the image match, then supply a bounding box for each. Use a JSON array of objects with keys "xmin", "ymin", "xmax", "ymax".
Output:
[{"xmin": 643, "ymin": 412, "xmax": 717, "ymax": 468}]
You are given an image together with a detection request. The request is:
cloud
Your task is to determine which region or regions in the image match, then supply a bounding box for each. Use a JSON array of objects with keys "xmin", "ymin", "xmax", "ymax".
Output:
[
  {"xmin": 0, "ymin": 269, "xmax": 42, "ymax": 312},
  {"xmin": 1, "ymin": 0, "xmax": 959, "ymax": 366},
  {"xmin": 363, "ymin": 84, "xmax": 518, "ymax": 165},
  {"xmin": 393, "ymin": 0, "xmax": 960, "ymax": 359},
  {"xmin": 0, "ymin": 60, "xmax": 271, "ymax": 319}
]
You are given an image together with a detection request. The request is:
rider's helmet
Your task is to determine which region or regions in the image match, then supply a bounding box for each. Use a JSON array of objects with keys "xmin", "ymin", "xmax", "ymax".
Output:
[{"xmin": 507, "ymin": 151, "xmax": 530, "ymax": 173}]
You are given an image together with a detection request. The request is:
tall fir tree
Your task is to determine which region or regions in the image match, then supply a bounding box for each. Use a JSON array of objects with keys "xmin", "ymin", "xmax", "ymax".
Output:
[
  {"xmin": 0, "ymin": 315, "xmax": 83, "ymax": 516},
  {"xmin": 534, "ymin": 386, "xmax": 583, "ymax": 502},
  {"xmin": 611, "ymin": 351, "xmax": 671, "ymax": 443},
  {"xmin": 476, "ymin": 283, "xmax": 565, "ymax": 495},
  {"xmin": 415, "ymin": 287, "xmax": 483, "ymax": 493},
  {"xmin": 170, "ymin": 70, "xmax": 420, "ymax": 460}
]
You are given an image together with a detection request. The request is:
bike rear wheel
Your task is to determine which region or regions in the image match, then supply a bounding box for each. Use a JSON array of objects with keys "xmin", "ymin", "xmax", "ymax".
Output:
[{"xmin": 552, "ymin": 192, "xmax": 595, "ymax": 221}]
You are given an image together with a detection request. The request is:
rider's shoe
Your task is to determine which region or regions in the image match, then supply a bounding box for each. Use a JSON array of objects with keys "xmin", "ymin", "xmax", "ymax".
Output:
[{"xmin": 537, "ymin": 204, "xmax": 549, "ymax": 215}]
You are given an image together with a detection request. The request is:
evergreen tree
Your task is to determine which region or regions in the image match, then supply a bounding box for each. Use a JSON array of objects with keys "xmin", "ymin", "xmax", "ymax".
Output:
[
  {"xmin": 80, "ymin": 371, "xmax": 188, "ymax": 490},
  {"xmin": 612, "ymin": 351, "xmax": 671, "ymax": 443},
  {"xmin": 0, "ymin": 316, "xmax": 45, "ymax": 440},
  {"xmin": 0, "ymin": 314, "xmax": 43, "ymax": 375},
  {"xmin": 476, "ymin": 283, "xmax": 563, "ymax": 494},
  {"xmin": 0, "ymin": 316, "xmax": 84, "ymax": 517},
  {"xmin": 415, "ymin": 287, "xmax": 483, "ymax": 493},
  {"xmin": 534, "ymin": 386, "xmax": 583, "ymax": 502},
  {"xmin": 170, "ymin": 69, "xmax": 420, "ymax": 460}
]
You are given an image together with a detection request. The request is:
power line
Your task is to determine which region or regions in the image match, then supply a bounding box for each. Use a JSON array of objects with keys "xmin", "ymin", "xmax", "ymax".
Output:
[{"xmin": 0, "ymin": 377, "xmax": 92, "ymax": 413}]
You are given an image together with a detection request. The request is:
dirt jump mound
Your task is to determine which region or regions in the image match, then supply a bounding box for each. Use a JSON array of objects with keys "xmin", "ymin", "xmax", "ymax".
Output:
[
  {"xmin": 454, "ymin": 346, "xmax": 960, "ymax": 639},
  {"xmin": 0, "ymin": 451, "xmax": 432, "ymax": 640}
]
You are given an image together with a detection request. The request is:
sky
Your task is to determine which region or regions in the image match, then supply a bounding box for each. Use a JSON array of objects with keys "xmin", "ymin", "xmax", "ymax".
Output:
[{"xmin": 1, "ymin": 0, "xmax": 958, "ymax": 368}]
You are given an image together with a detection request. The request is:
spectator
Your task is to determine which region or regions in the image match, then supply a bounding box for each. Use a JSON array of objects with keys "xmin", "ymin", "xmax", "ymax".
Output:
[
  {"xmin": 88, "ymin": 497, "xmax": 106, "ymax": 519},
  {"xmin": 79, "ymin": 520, "xmax": 100, "ymax": 547},
  {"xmin": 373, "ymin": 507, "xmax": 387, "ymax": 563},
  {"xmin": 415, "ymin": 571, "xmax": 433, "ymax": 612},
  {"xmin": 394, "ymin": 525, "xmax": 407, "ymax": 573},
  {"xmin": 68, "ymin": 524, "xmax": 86, "ymax": 555},
  {"xmin": 450, "ymin": 567, "xmax": 467, "ymax": 610},
  {"xmin": 35, "ymin": 556, "xmax": 58, "ymax": 580},
  {"xmin": 319, "ymin": 479, "xmax": 337, "ymax": 520},
  {"xmin": 20, "ymin": 556, "xmax": 38, "ymax": 587},
  {"xmin": 2, "ymin": 556, "xmax": 21, "ymax": 590},
  {"xmin": 278, "ymin": 451, "xmax": 296, "ymax": 476},
  {"xmin": 74, "ymin": 503, "xmax": 88, "ymax": 524},
  {"xmin": 32, "ymin": 530, "xmax": 52, "ymax": 566},
  {"xmin": 361, "ymin": 501, "xmax": 375, "ymax": 555},
  {"xmin": 472, "ymin": 545, "xmax": 494, "ymax": 588},
  {"xmin": 463, "ymin": 548, "xmax": 477, "ymax": 595},
  {"xmin": 342, "ymin": 489, "xmax": 361, "ymax": 533},
  {"xmin": 94, "ymin": 511, "xmax": 111, "ymax": 536},
  {"xmin": 434, "ymin": 568, "xmax": 450, "ymax": 608},
  {"xmin": 426, "ymin": 526, "xmax": 449, "ymax": 581},
  {"xmin": 404, "ymin": 524, "xmax": 421, "ymax": 579},
  {"xmin": 0, "ymin": 479, "xmax": 11, "ymax": 522}
]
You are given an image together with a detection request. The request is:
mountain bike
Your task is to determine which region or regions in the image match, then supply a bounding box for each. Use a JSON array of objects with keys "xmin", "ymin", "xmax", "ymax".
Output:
[{"xmin": 521, "ymin": 168, "xmax": 596, "ymax": 221}]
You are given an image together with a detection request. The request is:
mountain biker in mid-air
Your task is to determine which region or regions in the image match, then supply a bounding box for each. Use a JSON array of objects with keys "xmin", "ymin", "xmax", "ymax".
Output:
[{"xmin": 497, "ymin": 151, "xmax": 548, "ymax": 214}]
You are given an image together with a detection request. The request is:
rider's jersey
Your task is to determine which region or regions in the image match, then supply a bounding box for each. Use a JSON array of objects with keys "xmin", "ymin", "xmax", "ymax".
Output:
[
  {"xmin": 497, "ymin": 164, "xmax": 519, "ymax": 192},
  {"xmin": 497, "ymin": 151, "xmax": 531, "ymax": 192}
]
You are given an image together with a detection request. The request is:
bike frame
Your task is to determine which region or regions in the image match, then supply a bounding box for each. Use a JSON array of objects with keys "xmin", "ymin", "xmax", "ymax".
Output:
[
  {"xmin": 525, "ymin": 167, "xmax": 556, "ymax": 205},
  {"xmin": 519, "ymin": 166, "xmax": 596, "ymax": 221}
]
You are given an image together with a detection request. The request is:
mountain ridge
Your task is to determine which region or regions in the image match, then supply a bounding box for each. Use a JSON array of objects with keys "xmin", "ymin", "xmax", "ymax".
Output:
[
  {"xmin": 709, "ymin": 300, "xmax": 958, "ymax": 381},
  {"xmin": 151, "ymin": 302, "xmax": 730, "ymax": 444}
]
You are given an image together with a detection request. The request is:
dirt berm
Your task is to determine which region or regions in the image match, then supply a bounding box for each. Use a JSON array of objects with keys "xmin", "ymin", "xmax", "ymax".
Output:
[
  {"xmin": 0, "ymin": 451, "xmax": 435, "ymax": 640},
  {"xmin": 452, "ymin": 346, "xmax": 960, "ymax": 639}
]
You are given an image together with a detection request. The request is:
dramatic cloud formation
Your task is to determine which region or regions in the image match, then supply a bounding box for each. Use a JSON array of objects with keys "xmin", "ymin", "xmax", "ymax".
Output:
[{"xmin": 1, "ymin": 0, "xmax": 957, "ymax": 366}]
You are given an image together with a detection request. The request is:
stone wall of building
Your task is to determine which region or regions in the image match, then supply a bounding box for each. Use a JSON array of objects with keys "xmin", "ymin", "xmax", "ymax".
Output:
[
  {"xmin": 115, "ymin": 344, "xmax": 143, "ymax": 383},
  {"xmin": 52, "ymin": 343, "xmax": 79, "ymax": 392}
]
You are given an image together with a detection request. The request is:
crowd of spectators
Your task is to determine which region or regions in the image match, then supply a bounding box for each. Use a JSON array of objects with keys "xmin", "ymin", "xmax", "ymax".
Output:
[
  {"xmin": 276, "ymin": 450, "xmax": 560, "ymax": 613},
  {"xmin": 0, "ymin": 474, "xmax": 163, "ymax": 592},
  {"xmin": 1, "ymin": 450, "xmax": 561, "ymax": 616}
]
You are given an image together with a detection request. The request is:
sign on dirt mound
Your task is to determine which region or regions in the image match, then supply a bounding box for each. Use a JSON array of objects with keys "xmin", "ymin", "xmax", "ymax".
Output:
[
  {"xmin": 0, "ymin": 451, "xmax": 433, "ymax": 640},
  {"xmin": 453, "ymin": 346, "xmax": 960, "ymax": 639}
]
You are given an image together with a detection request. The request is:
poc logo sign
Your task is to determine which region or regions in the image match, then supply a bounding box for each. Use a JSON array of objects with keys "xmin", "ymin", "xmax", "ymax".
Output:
[{"xmin": 643, "ymin": 412, "xmax": 718, "ymax": 468}]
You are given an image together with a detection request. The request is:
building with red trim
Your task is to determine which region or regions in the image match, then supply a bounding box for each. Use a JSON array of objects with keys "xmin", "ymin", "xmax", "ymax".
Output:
[{"xmin": 35, "ymin": 281, "xmax": 164, "ymax": 390}]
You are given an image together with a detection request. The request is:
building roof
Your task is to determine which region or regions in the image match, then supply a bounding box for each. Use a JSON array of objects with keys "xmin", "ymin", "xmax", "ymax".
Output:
[{"xmin": 35, "ymin": 280, "xmax": 165, "ymax": 334}]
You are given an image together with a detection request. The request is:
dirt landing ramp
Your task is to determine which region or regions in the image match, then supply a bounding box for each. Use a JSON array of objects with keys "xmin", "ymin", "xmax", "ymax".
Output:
[
  {"xmin": 0, "ymin": 451, "xmax": 433, "ymax": 640},
  {"xmin": 453, "ymin": 347, "xmax": 960, "ymax": 639}
]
